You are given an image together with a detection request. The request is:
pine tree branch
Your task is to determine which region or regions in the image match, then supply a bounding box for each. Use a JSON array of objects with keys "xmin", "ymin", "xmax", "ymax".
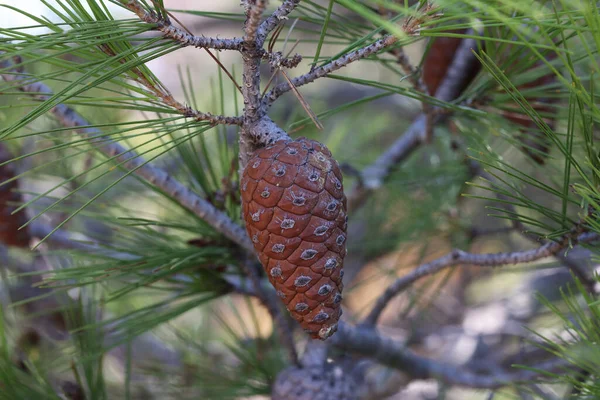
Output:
[
  {"xmin": 123, "ymin": 0, "xmax": 243, "ymax": 51},
  {"xmin": 348, "ymin": 114, "xmax": 425, "ymax": 210},
  {"xmin": 240, "ymin": 1, "xmax": 270, "ymax": 170},
  {"xmin": 363, "ymin": 230, "xmax": 598, "ymax": 326},
  {"xmin": 137, "ymin": 73, "xmax": 243, "ymax": 125},
  {"xmin": 257, "ymin": 0, "xmax": 301, "ymax": 45},
  {"xmin": 0, "ymin": 60, "xmax": 254, "ymax": 253},
  {"xmin": 262, "ymin": 35, "xmax": 400, "ymax": 109},
  {"xmin": 212, "ymin": 262, "xmax": 577, "ymax": 391},
  {"xmin": 332, "ymin": 322, "xmax": 570, "ymax": 389},
  {"xmin": 372, "ymin": 4, "xmax": 434, "ymax": 140}
]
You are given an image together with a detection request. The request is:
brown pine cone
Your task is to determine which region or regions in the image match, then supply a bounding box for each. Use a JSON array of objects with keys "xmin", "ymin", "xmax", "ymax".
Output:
[
  {"xmin": 240, "ymin": 138, "xmax": 347, "ymax": 340},
  {"xmin": 422, "ymin": 30, "xmax": 482, "ymax": 97},
  {"xmin": 0, "ymin": 144, "xmax": 30, "ymax": 248}
]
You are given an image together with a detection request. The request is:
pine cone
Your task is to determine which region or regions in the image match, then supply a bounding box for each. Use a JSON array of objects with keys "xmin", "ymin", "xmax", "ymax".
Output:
[{"xmin": 240, "ymin": 138, "xmax": 347, "ymax": 340}]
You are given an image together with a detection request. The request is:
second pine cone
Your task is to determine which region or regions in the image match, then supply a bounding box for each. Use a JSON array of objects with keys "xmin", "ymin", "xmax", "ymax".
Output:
[{"xmin": 241, "ymin": 138, "xmax": 347, "ymax": 340}]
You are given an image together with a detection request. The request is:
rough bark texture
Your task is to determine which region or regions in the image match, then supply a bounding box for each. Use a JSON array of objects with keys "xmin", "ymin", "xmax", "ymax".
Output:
[
  {"xmin": 241, "ymin": 138, "xmax": 347, "ymax": 340},
  {"xmin": 272, "ymin": 363, "xmax": 359, "ymax": 400},
  {"xmin": 272, "ymin": 342, "xmax": 360, "ymax": 400}
]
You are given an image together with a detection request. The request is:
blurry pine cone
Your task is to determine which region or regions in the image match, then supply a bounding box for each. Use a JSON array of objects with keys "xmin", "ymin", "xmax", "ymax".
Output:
[
  {"xmin": 240, "ymin": 138, "xmax": 347, "ymax": 340},
  {"xmin": 0, "ymin": 144, "xmax": 30, "ymax": 248},
  {"xmin": 422, "ymin": 31, "xmax": 481, "ymax": 97}
]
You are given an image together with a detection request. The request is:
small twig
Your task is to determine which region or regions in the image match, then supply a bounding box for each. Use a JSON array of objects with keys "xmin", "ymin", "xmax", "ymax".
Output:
[
  {"xmin": 391, "ymin": 47, "xmax": 432, "ymax": 118},
  {"xmin": 123, "ymin": 0, "xmax": 243, "ymax": 51},
  {"xmin": 472, "ymin": 166, "xmax": 598, "ymax": 294},
  {"xmin": 332, "ymin": 322, "xmax": 571, "ymax": 389},
  {"xmin": 375, "ymin": 5, "xmax": 434, "ymax": 141},
  {"xmin": 0, "ymin": 58, "xmax": 253, "ymax": 253},
  {"xmin": 264, "ymin": 51, "xmax": 303, "ymax": 70},
  {"xmin": 363, "ymin": 230, "xmax": 598, "ymax": 326},
  {"xmin": 261, "ymin": 2, "xmax": 442, "ymax": 109},
  {"xmin": 257, "ymin": 0, "xmax": 301, "ymax": 46},
  {"xmin": 96, "ymin": 45, "xmax": 242, "ymax": 126}
]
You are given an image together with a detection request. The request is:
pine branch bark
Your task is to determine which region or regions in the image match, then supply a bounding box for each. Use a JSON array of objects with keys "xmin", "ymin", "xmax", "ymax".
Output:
[{"xmin": 332, "ymin": 323, "xmax": 569, "ymax": 389}]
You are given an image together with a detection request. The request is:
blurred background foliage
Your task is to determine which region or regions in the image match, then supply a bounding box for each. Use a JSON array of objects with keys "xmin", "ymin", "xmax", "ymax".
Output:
[{"xmin": 0, "ymin": 0, "xmax": 599, "ymax": 399}]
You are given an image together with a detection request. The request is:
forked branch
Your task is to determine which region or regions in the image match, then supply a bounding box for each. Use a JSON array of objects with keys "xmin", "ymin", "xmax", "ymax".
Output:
[
  {"xmin": 261, "ymin": 2, "xmax": 439, "ymax": 110},
  {"xmin": 262, "ymin": 35, "xmax": 400, "ymax": 109}
]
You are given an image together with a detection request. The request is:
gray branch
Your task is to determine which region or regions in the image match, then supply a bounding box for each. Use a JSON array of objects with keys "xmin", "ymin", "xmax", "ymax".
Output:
[
  {"xmin": 332, "ymin": 323, "xmax": 569, "ymax": 389},
  {"xmin": 0, "ymin": 61, "xmax": 254, "ymax": 253},
  {"xmin": 124, "ymin": 0, "xmax": 243, "ymax": 51},
  {"xmin": 363, "ymin": 231, "xmax": 598, "ymax": 326},
  {"xmin": 239, "ymin": 260, "xmax": 299, "ymax": 365}
]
